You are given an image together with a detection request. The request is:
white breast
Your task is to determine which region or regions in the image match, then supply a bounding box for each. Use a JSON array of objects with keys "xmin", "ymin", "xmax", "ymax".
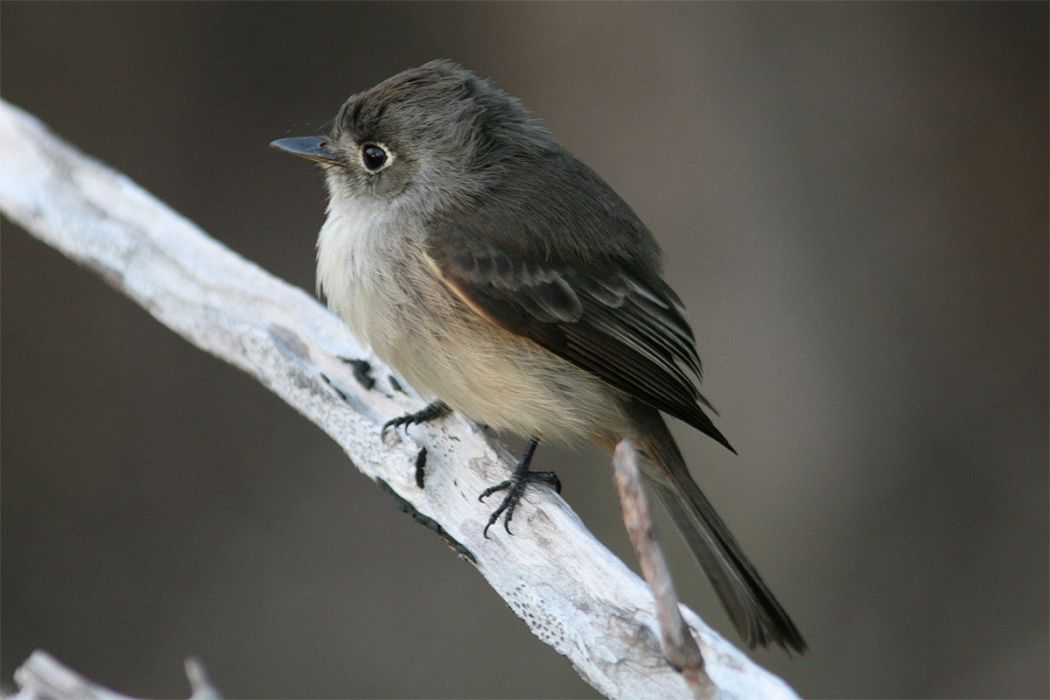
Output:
[
  {"xmin": 314, "ymin": 190, "xmax": 628, "ymax": 444},
  {"xmin": 315, "ymin": 191, "xmax": 397, "ymax": 341}
]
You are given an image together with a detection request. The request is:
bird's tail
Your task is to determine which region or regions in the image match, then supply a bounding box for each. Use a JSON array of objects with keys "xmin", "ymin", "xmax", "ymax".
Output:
[{"xmin": 632, "ymin": 407, "xmax": 806, "ymax": 653}]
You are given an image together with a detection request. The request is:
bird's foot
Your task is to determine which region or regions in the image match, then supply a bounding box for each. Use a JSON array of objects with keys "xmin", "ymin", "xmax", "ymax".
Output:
[
  {"xmin": 381, "ymin": 401, "xmax": 451, "ymax": 435},
  {"xmin": 479, "ymin": 439, "xmax": 561, "ymax": 537}
]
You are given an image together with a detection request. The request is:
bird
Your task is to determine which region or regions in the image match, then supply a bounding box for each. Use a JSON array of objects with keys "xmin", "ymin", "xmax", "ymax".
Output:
[{"xmin": 271, "ymin": 59, "xmax": 805, "ymax": 653}]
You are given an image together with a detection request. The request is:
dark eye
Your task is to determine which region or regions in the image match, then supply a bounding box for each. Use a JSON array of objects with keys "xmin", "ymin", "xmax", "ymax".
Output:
[{"xmin": 361, "ymin": 143, "xmax": 390, "ymax": 172}]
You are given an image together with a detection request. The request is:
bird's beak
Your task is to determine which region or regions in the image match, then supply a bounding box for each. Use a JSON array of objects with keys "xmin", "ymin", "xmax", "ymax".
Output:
[{"xmin": 269, "ymin": 136, "xmax": 344, "ymax": 165}]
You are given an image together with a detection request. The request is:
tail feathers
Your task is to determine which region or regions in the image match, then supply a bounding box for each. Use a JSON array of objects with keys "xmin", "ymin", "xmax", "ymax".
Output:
[{"xmin": 636, "ymin": 412, "xmax": 806, "ymax": 653}]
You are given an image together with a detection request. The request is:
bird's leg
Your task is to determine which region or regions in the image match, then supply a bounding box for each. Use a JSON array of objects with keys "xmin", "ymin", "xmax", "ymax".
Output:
[
  {"xmin": 381, "ymin": 400, "xmax": 451, "ymax": 435},
  {"xmin": 479, "ymin": 438, "xmax": 561, "ymax": 537}
]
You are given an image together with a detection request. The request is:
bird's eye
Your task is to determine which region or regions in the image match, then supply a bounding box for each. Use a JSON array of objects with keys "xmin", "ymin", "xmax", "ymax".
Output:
[{"xmin": 361, "ymin": 143, "xmax": 390, "ymax": 173}]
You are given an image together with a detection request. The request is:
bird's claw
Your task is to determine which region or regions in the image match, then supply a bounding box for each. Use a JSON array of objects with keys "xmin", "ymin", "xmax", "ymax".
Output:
[
  {"xmin": 480, "ymin": 469, "xmax": 561, "ymax": 537},
  {"xmin": 381, "ymin": 401, "xmax": 451, "ymax": 436}
]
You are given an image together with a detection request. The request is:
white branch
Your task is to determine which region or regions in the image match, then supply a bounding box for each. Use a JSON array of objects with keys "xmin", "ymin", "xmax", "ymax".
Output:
[
  {"xmin": 3, "ymin": 652, "xmax": 221, "ymax": 700},
  {"xmin": 0, "ymin": 100, "xmax": 798, "ymax": 700}
]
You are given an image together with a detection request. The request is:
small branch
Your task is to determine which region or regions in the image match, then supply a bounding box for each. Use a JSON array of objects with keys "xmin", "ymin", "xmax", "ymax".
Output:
[
  {"xmin": 183, "ymin": 659, "xmax": 221, "ymax": 700},
  {"xmin": 4, "ymin": 651, "xmax": 220, "ymax": 700},
  {"xmin": 613, "ymin": 440, "xmax": 712, "ymax": 699},
  {"xmin": 0, "ymin": 99, "xmax": 798, "ymax": 700}
]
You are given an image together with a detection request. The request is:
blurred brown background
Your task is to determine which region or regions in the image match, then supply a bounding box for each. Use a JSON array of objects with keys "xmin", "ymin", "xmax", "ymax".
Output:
[{"xmin": 2, "ymin": 3, "xmax": 1046, "ymax": 698}]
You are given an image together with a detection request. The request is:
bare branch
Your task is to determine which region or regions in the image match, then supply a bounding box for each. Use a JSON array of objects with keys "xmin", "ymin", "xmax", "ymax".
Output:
[
  {"xmin": 613, "ymin": 440, "xmax": 713, "ymax": 699},
  {"xmin": 4, "ymin": 651, "xmax": 220, "ymax": 700},
  {"xmin": 0, "ymin": 99, "xmax": 798, "ymax": 700},
  {"xmin": 183, "ymin": 659, "xmax": 221, "ymax": 700}
]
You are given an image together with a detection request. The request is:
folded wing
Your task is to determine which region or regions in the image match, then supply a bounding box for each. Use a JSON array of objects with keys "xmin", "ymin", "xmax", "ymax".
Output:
[{"xmin": 424, "ymin": 237, "xmax": 733, "ymax": 452}]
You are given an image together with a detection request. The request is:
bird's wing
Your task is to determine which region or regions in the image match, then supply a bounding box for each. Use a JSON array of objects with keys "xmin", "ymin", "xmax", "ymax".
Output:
[{"xmin": 423, "ymin": 235, "xmax": 733, "ymax": 452}]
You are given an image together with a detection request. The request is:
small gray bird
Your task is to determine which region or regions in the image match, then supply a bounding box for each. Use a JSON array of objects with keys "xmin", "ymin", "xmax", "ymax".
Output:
[{"xmin": 272, "ymin": 60, "xmax": 804, "ymax": 652}]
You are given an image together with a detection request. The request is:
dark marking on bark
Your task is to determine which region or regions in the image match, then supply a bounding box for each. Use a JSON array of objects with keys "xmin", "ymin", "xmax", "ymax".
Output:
[
  {"xmin": 340, "ymin": 357, "xmax": 375, "ymax": 390},
  {"xmin": 376, "ymin": 478, "xmax": 477, "ymax": 564},
  {"xmin": 415, "ymin": 447, "xmax": 428, "ymax": 488},
  {"xmin": 320, "ymin": 372, "xmax": 347, "ymax": 401}
]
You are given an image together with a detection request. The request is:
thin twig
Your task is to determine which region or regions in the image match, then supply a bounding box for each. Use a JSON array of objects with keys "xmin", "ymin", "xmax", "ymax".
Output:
[
  {"xmin": 4, "ymin": 651, "xmax": 220, "ymax": 700},
  {"xmin": 613, "ymin": 440, "xmax": 714, "ymax": 699}
]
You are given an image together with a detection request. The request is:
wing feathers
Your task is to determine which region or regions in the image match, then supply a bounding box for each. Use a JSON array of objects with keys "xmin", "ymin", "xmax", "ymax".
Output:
[{"xmin": 425, "ymin": 243, "xmax": 731, "ymax": 449}]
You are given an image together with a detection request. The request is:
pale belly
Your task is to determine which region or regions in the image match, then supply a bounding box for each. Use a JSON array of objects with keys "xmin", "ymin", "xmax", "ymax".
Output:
[
  {"xmin": 316, "ymin": 197, "xmax": 630, "ymax": 443},
  {"xmin": 350, "ymin": 265, "xmax": 629, "ymax": 444}
]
